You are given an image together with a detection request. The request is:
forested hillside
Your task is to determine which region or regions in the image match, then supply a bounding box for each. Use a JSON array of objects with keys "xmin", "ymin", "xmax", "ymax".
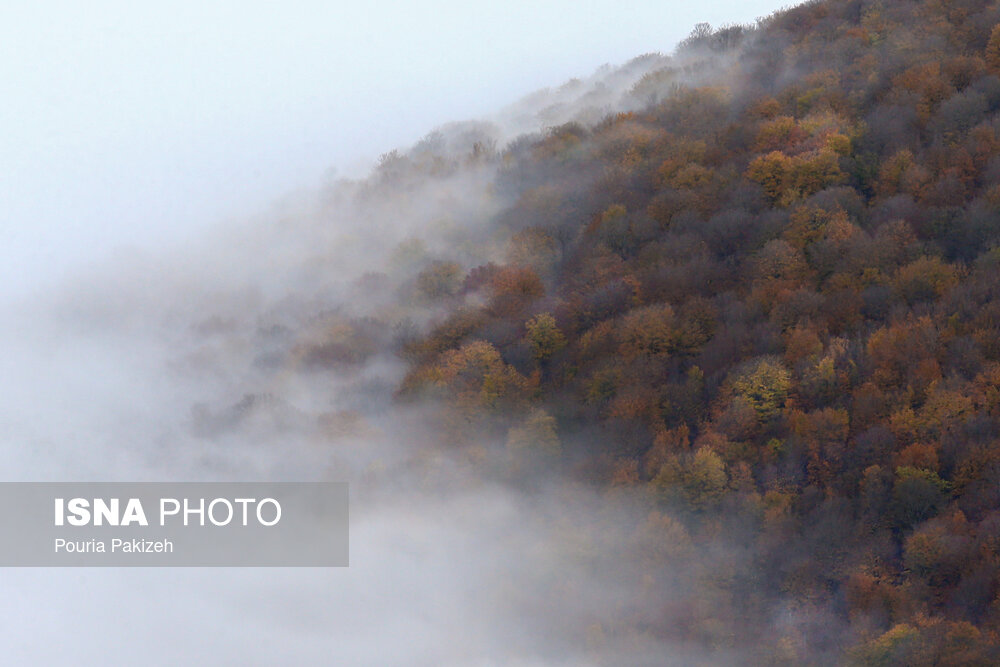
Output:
[{"xmin": 369, "ymin": 0, "xmax": 1000, "ymax": 662}]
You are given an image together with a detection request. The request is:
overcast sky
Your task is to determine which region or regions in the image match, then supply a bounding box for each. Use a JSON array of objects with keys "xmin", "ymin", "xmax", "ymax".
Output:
[{"xmin": 0, "ymin": 0, "xmax": 789, "ymax": 295}]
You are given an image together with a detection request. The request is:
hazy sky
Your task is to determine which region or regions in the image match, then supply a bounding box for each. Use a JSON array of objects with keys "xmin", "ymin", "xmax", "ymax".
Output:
[{"xmin": 0, "ymin": 0, "xmax": 788, "ymax": 294}]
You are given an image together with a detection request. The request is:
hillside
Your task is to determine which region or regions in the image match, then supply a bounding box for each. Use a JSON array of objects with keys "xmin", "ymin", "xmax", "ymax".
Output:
[
  {"xmin": 35, "ymin": 0, "xmax": 1000, "ymax": 663},
  {"xmin": 355, "ymin": 0, "xmax": 1000, "ymax": 663}
]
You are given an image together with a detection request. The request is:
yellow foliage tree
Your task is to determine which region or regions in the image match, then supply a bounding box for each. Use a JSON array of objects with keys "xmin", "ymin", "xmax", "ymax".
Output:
[
  {"xmin": 525, "ymin": 312, "xmax": 567, "ymax": 363},
  {"xmin": 731, "ymin": 357, "xmax": 792, "ymax": 422}
]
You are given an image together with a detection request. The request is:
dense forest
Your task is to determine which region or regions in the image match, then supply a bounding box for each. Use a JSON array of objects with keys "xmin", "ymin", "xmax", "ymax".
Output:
[
  {"xmin": 24, "ymin": 0, "xmax": 1000, "ymax": 663},
  {"xmin": 309, "ymin": 0, "xmax": 1000, "ymax": 663}
]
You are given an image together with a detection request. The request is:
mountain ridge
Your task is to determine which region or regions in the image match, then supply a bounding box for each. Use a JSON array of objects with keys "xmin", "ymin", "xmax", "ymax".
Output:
[{"xmin": 374, "ymin": 0, "xmax": 1000, "ymax": 662}]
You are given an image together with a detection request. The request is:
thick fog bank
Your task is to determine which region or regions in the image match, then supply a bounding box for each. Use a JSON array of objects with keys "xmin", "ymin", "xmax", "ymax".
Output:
[{"xmin": 0, "ymin": 26, "xmax": 801, "ymax": 663}]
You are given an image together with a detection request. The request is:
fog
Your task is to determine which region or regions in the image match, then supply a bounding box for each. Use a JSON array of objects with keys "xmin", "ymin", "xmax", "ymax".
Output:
[
  {"xmin": 0, "ymin": 141, "xmax": 734, "ymax": 665},
  {"xmin": 1, "ymin": 2, "xmax": 795, "ymax": 665},
  {"xmin": 0, "ymin": 0, "xmax": 785, "ymax": 295}
]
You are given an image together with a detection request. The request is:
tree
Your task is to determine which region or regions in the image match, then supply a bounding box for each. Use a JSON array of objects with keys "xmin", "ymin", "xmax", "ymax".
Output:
[
  {"xmin": 682, "ymin": 448, "xmax": 729, "ymax": 510},
  {"xmin": 747, "ymin": 151, "xmax": 793, "ymax": 203},
  {"xmin": 507, "ymin": 228, "xmax": 559, "ymax": 274},
  {"xmin": 506, "ymin": 408, "xmax": 561, "ymax": 470},
  {"xmin": 416, "ymin": 261, "xmax": 463, "ymax": 300},
  {"xmin": 731, "ymin": 357, "xmax": 792, "ymax": 422},
  {"xmin": 986, "ymin": 24, "xmax": 1000, "ymax": 73},
  {"xmin": 893, "ymin": 256, "xmax": 959, "ymax": 304},
  {"xmin": 488, "ymin": 266, "xmax": 545, "ymax": 317},
  {"xmin": 890, "ymin": 466, "xmax": 951, "ymax": 530},
  {"xmin": 525, "ymin": 312, "xmax": 566, "ymax": 364},
  {"xmin": 408, "ymin": 340, "xmax": 529, "ymax": 413},
  {"xmin": 617, "ymin": 304, "xmax": 676, "ymax": 359},
  {"xmin": 754, "ymin": 116, "xmax": 806, "ymax": 152},
  {"xmin": 651, "ymin": 446, "xmax": 728, "ymax": 511}
]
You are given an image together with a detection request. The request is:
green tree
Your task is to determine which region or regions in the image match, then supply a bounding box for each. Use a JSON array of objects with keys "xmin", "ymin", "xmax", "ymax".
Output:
[{"xmin": 525, "ymin": 313, "xmax": 566, "ymax": 363}]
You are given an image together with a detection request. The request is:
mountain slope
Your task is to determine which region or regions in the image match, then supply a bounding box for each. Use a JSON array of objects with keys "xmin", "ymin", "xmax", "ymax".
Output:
[{"xmin": 381, "ymin": 0, "xmax": 1000, "ymax": 662}]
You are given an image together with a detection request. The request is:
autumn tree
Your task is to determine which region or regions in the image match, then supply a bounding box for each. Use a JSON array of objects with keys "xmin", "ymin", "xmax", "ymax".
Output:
[
  {"xmin": 525, "ymin": 312, "xmax": 566, "ymax": 365},
  {"xmin": 730, "ymin": 357, "xmax": 792, "ymax": 423},
  {"xmin": 986, "ymin": 24, "xmax": 1000, "ymax": 73},
  {"xmin": 507, "ymin": 408, "xmax": 561, "ymax": 471}
]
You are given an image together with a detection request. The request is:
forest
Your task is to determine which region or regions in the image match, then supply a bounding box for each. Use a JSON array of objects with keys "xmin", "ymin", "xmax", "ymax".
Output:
[{"xmin": 309, "ymin": 0, "xmax": 1000, "ymax": 663}]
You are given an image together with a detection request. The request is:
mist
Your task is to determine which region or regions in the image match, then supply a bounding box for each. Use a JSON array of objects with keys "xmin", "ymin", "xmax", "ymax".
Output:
[
  {"xmin": 0, "ymin": 0, "xmax": 785, "ymax": 296},
  {"xmin": 0, "ymin": 3, "xmax": 804, "ymax": 666},
  {"xmin": 0, "ymin": 139, "xmax": 731, "ymax": 665}
]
